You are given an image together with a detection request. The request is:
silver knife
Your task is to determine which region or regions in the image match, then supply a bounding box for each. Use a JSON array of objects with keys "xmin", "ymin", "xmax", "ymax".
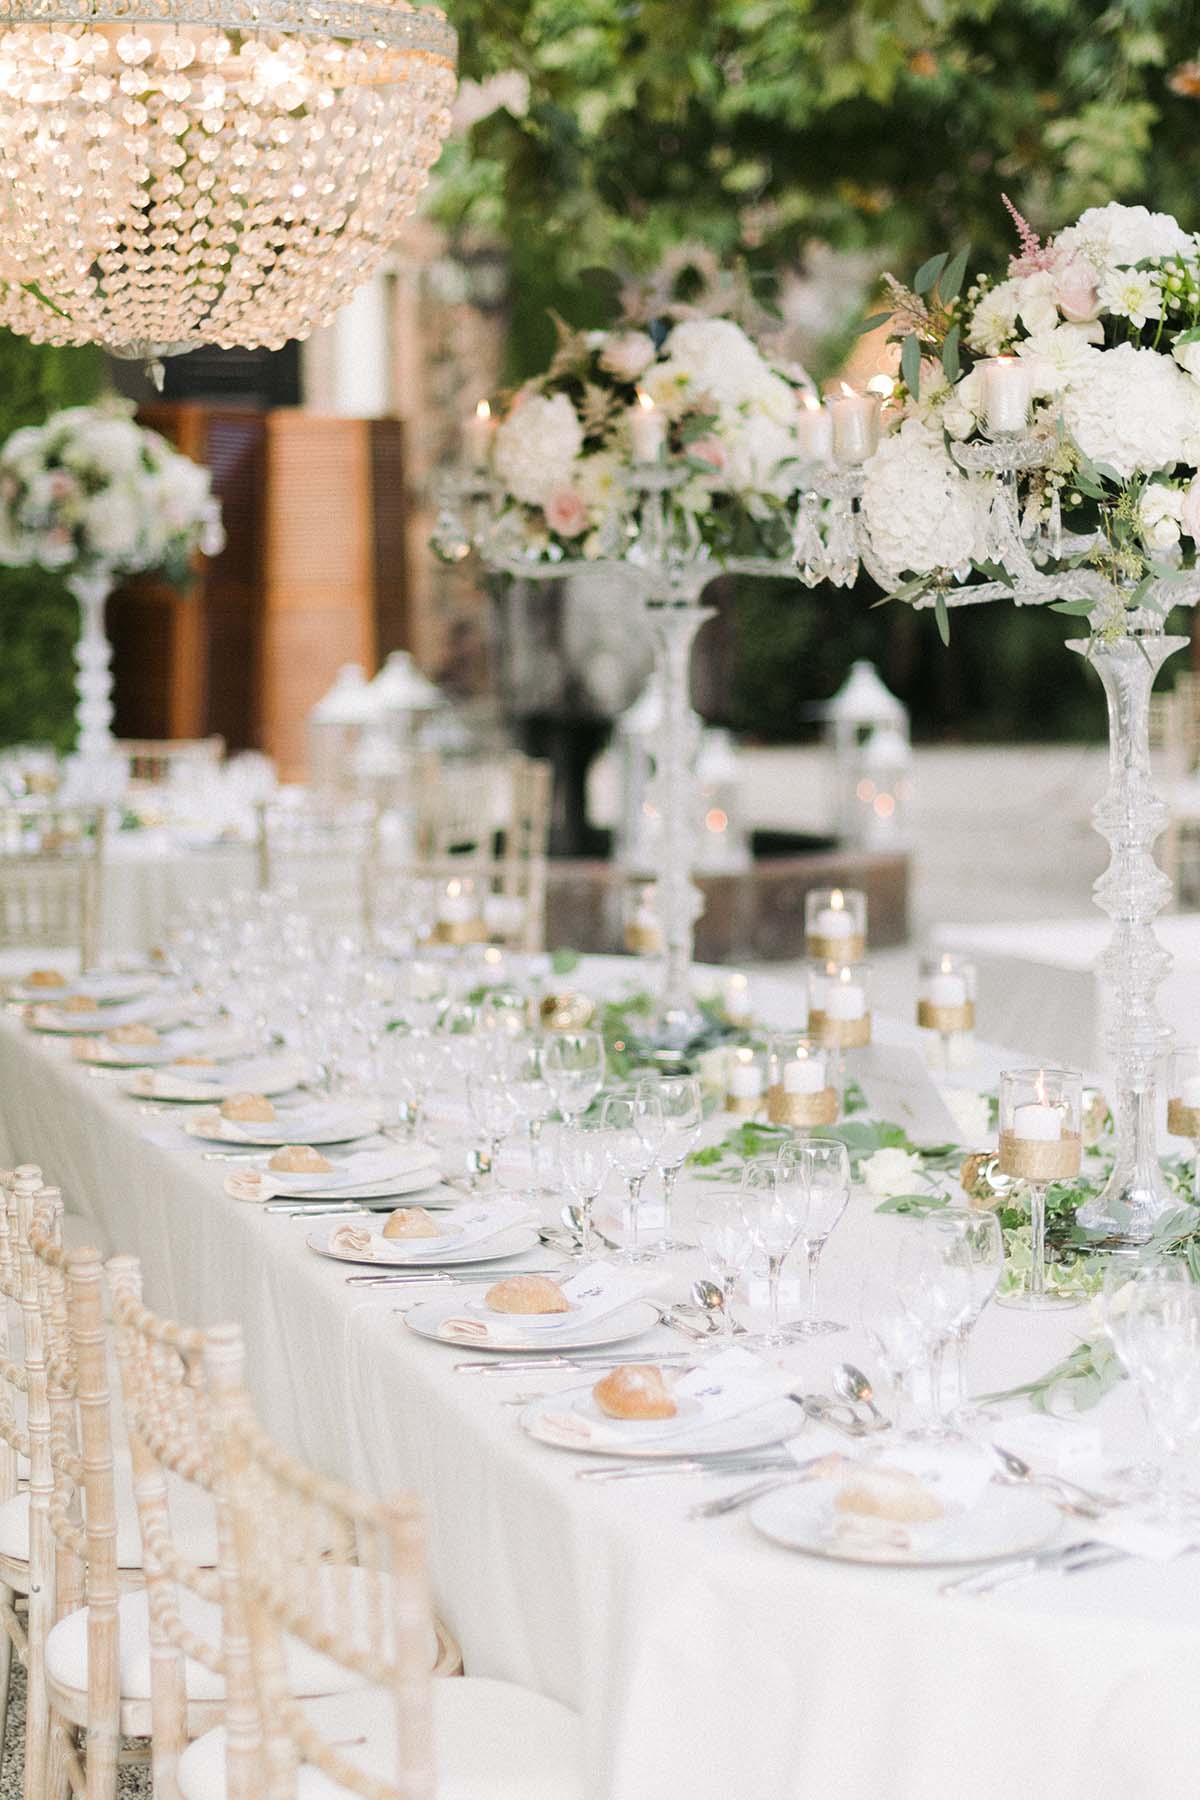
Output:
[
  {"xmin": 576, "ymin": 1455, "xmax": 799, "ymax": 1483},
  {"xmin": 940, "ymin": 1540, "xmax": 1126, "ymax": 1595}
]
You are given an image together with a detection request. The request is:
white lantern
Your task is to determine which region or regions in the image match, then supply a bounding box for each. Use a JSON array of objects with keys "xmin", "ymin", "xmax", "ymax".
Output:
[
  {"xmin": 696, "ymin": 729, "xmax": 751, "ymax": 873},
  {"xmin": 823, "ymin": 660, "xmax": 909, "ymax": 843},
  {"xmin": 308, "ymin": 664, "xmax": 376, "ymax": 797}
]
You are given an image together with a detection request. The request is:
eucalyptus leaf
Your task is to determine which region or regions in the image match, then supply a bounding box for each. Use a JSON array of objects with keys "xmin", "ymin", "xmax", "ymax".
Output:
[
  {"xmin": 854, "ymin": 311, "xmax": 891, "ymax": 336},
  {"xmin": 900, "ymin": 331, "xmax": 922, "ymax": 398},
  {"xmin": 934, "ymin": 592, "xmax": 951, "ymax": 645},
  {"xmin": 940, "ymin": 245, "xmax": 970, "ymax": 302},
  {"xmin": 913, "ymin": 251, "xmax": 948, "ymax": 296},
  {"xmin": 941, "ymin": 323, "xmax": 961, "ymax": 383}
]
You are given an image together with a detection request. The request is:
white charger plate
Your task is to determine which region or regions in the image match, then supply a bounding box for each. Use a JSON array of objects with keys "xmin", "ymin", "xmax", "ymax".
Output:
[
  {"xmin": 184, "ymin": 1104, "xmax": 378, "ymax": 1148},
  {"xmin": 223, "ymin": 1158, "xmax": 443, "ymax": 1204},
  {"xmin": 73, "ymin": 1025, "xmax": 258, "ymax": 1068},
  {"xmin": 519, "ymin": 1381, "xmax": 806, "ymax": 1459},
  {"xmin": 10, "ymin": 970, "xmax": 160, "ymax": 1006},
  {"xmin": 403, "ymin": 1293, "xmax": 663, "ymax": 1353},
  {"xmin": 308, "ymin": 1221, "xmax": 540, "ymax": 1267},
  {"xmin": 749, "ymin": 1479, "xmax": 1061, "ymax": 1567},
  {"xmin": 121, "ymin": 1056, "xmax": 307, "ymax": 1102},
  {"xmin": 31, "ymin": 994, "xmax": 192, "ymax": 1035}
]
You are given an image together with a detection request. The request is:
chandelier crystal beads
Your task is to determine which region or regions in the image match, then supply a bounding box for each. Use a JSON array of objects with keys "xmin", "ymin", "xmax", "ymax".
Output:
[{"xmin": 0, "ymin": 1, "xmax": 456, "ymax": 365}]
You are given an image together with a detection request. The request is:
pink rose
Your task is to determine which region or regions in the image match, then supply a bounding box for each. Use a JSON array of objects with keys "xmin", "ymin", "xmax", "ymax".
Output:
[
  {"xmin": 545, "ymin": 489, "xmax": 588, "ymax": 538},
  {"xmin": 689, "ymin": 435, "xmax": 727, "ymax": 471},
  {"xmin": 598, "ymin": 331, "xmax": 656, "ymax": 384},
  {"xmin": 1181, "ymin": 475, "xmax": 1200, "ymax": 544},
  {"xmin": 1052, "ymin": 254, "xmax": 1101, "ymax": 324}
]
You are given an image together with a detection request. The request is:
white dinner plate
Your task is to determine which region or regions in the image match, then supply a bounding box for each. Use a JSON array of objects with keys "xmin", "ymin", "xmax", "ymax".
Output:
[
  {"xmin": 308, "ymin": 1221, "xmax": 541, "ymax": 1267},
  {"xmin": 748, "ymin": 1479, "xmax": 1061, "ymax": 1567},
  {"xmin": 183, "ymin": 1103, "xmax": 379, "ymax": 1147},
  {"xmin": 224, "ymin": 1168, "xmax": 452, "ymax": 1205},
  {"xmin": 403, "ymin": 1293, "xmax": 663, "ymax": 1353},
  {"xmin": 120, "ymin": 1055, "xmax": 307, "ymax": 1102},
  {"xmin": 519, "ymin": 1382, "xmax": 807, "ymax": 1459},
  {"xmin": 71, "ymin": 1024, "xmax": 258, "ymax": 1068},
  {"xmin": 9, "ymin": 969, "xmax": 160, "ymax": 1006},
  {"xmin": 29, "ymin": 993, "xmax": 193, "ymax": 1034}
]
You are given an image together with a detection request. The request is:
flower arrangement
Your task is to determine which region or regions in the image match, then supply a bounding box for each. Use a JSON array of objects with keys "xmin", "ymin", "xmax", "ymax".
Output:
[
  {"xmin": 474, "ymin": 314, "xmax": 815, "ymax": 566},
  {"xmin": 862, "ymin": 200, "xmax": 1200, "ymax": 634},
  {"xmin": 0, "ymin": 398, "xmax": 225, "ymax": 585}
]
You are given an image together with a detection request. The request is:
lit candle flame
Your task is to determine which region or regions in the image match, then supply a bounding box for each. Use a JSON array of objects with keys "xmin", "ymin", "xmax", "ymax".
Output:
[
  {"xmin": 636, "ymin": 388, "xmax": 655, "ymax": 413},
  {"xmin": 802, "ymin": 393, "xmax": 822, "ymax": 413},
  {"xmin": 838, "ymin": 381, "xmax": 857, "ymax": 399},
  {"xmin": 830, "ymin": 889, "xmax": 844, "ymax": 911},
  {"xmin": 867, "ymin": 374, "xmax": 895, "ymax": 398},
  {"xmin": 475, "ymin": 398, "xmax": 491, "ymax": 421}
]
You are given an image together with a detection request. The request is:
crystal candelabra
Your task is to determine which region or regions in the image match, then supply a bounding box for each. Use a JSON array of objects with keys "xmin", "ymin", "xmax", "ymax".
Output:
[
  {"xmin": 62, "ymin": 568, "xmax": 128, "ymax": 805},
  {"xmin": 832, "ymin": 421, "xmax": 1200, "ymax": 1245},
  {"xmin": 434, "ymin": 463, "xmax": 812, "ymax": 1047}
]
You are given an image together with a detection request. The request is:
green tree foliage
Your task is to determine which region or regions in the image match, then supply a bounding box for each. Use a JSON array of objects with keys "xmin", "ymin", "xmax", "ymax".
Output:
[{"xmin": 0, "ymin": 334, "xmax": 101, "ymax": 749}]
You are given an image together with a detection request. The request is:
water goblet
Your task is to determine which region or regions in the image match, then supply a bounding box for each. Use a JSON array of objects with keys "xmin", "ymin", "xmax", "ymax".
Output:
[
  {"xmin": 739, "ymin": 1158, "xmax": 805, "ymax": 1347},
  {"xmin": 894, "ymin": 1221, "xmax": 979, "ymax": 1436},
  {"xmin": 1108, "ymin": 1271, "xmax": 1200, "ymax": 1524},
  {"xmin": 777, "ymin": 1135, "xmax": 850, "ymax": 1337},
  {"xmin": 543, "ymin": 1029, "xmax": 605, "ymax": 1123},
  {"xmin": 400, "ymin": 961, "xmax": 449, "ymax": 1033},
  {"xmin": 600, "ymin": 1089, "xmax": 666, "ymax": 1263},
  {"xmin": 693, "ymin": 1187, "xmax": 756, "ymax": 1341},
  {"xmin": 937, "ymin": 1208, "xmax": 1004, "ymax": 1419},
  {"xmin": 503, "ymin": 1035, "xmax": 555, "ymax": 1191},
  {"xmin": 466, "ymin": 1066, "xmax": 521, "ymax": 1194}
]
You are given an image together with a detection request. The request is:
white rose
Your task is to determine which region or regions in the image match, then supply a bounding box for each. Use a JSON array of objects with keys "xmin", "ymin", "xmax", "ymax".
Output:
[
  {"xmin": 1014, "ymin": 271, "xmax": 1059, "ymax": 336},
  {"xmin": 1174, "ymin": 338, "xmax": 1200, "ymax": 380},
  {"xmin": 493, "ymin": 390, "xmax": 584, "ymax": 507},
  {"xmin": 861, "ymin": 1147, "xmax": 924, "ymax": 1199},
  {"xmin": 598, "ymin": 330, "xmax": 656, "ymax": 384},
  {"xmin": 1015, "ymin": 324, "xmax": 1100, "ymax": 396}
]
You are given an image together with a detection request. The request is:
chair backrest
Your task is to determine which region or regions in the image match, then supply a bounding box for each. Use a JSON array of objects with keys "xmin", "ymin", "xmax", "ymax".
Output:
[
  {"xmin": 0, "ymin": 806, "xmax": 104, "ymax": 969},
  {"xmin": 0, "ymin": 1167, "xmax": 35, "ymax": 1503},
  {"xmin": 205, "ymin": 1327, "xmax": 435, "ymax": 1800},
  {"xmin": 118, "ymin": 738, "xmax": 225, "ymax": 788},
  {"xmin": 256, "ymin": 797, "xmax": 379, "ymax": 935},
  {"xmin": 26, "ymin": 1189, "xmax": 122, "ymax": 1784},
  {"xmin": 108, "ymin": 1256, "xmax": 255, "ymax": 1799},
  {"xmin": 409, "ymin": 753, "xmax": 551, "ymax": 952}
]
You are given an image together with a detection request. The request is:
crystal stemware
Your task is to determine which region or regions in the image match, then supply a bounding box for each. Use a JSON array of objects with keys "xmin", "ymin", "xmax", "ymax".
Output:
[
  {"xmin": 543, "ymin": 1029, "xmax": 605, "ymax": 1123},
  {"xmin": 638, "ymin": 1072, "xmax": 702, "ymax": 1254},
  {"xmin": 894, "ymin": 1222, "xmax": 979, "ymax": 1437},
  {"xmin": 503, "ymin": 1035, "xmax": 555, "ymax": 1192},
  {"xmin": 466, "ymin": 1066, "xmax": 520, "ymax": 1193},
  {"xmin": 776, "ymin": 1135, "xmax": 850, "ymax": 1337},
  {"xmin": 693, "ymin": 1187, "xmax": 756, "ymax": 1341},
  {"xmin": 937, "ymin": 1208, "xmax": 1004, "ymax": 1419},
  {"xmin": 739, "ymin": 1158, "xmax": 805, "ymax": 1347},
  {"xmin": 1107, "ymin": 1270, "xmax": 1200, "ymax": 1524},
  {"xmin": 600, "ymin": 1088, "xmax": 666, "ymax": 1263},
  {"xmin": 556, "ymin": 1118, "xmax": 611, "ymax": 1258}
]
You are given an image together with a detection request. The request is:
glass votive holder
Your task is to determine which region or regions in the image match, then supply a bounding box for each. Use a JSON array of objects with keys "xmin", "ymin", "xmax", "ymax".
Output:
[
  {"xmin": 997, "ymin": 1067, "xmax": 1082, "ymax": 1312},
  {"xmin": 432, "ymin": 875, "xmax": 486, "ymax": 946},
  {"xmin": 917, "ymin": 951, "xmax": 976, "ymax": 1069},
  {"xmin": 805, "ymin": 887, "xmax": 866, "ymax": 963},
  {"xmin": 1167, "ymin": 1047, "xmax": 1200, "ymax": 1204},
  {"xmin": 624, "ymin": 882, "xmax": 663, "ymax": 956},
  {"xmin": 765, "ymin": 1033, "xmax": 840, "ymax": 1128},
  {"xmin": 724, "ymin": 1041, "xmax": 767, "ymax": 1116},
  {"xmin": 808, "ymin": 960, "xmax": 871, "ymax": 1050}
]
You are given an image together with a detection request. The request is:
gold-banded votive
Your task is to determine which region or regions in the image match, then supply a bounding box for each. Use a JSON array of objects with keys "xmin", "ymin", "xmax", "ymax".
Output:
[
  {"xmin": 433, "ymin": 918, "xmax": 487, "ymax": 946},
  {"xmin": 806, "ymin": 932, "xmax": 866, "ymax": 963},
  {"xmin": 998, "ymin": 1130, "xmax": 1081, "ymax": 1183},
  {"xmin": 814, "ymin": 1014, "xmax": 871, "ymax": 1050},
  {"xmin": 767, "ymin": 1085, "xmax": 839, "ymax": 1127},
  {"xmin": 1167, "ymin": 1099, "xmax": 1200, "ymax": 1139},
  {"xmin": 959, "ymin": 1151, "xmax": 1012, "ymax": 1209},
  {"xmin": 917, "ymin": 1000, "xmax": 975, "ymax": 1034},
  {"xmin": 625, "ymin": 924, "xmax": 664, "ymax": 955},
  {"xmin": 724, "ymin": 1092, "xmax": 764, "ymax": 1117}
]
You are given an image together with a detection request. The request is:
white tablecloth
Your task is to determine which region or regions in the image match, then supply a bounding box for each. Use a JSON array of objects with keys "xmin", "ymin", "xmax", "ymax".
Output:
[
  {"xmin": 1, "ymin": 963, "xmax": 1198, "ymax": 1800},
  {"xmin": 102, "ymin": 835, "xmax": 258, "ymax": 956},
  {"xmin": 938, "ymin": 914, "xmax": 1200, "ymax": 1071}
]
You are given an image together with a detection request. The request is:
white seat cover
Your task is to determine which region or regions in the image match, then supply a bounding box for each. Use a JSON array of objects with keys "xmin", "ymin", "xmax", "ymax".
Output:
[
  {"xmin": 177, "ymin": 1678, "xmax": 584, "ymax": 1800},
  {"xmin": 47, "ymin": 1568, "xmax": 436, "ymax": 1706},
  {"xmin": 0, "ymin": 1457, "xmax": 218, "ymax": 1570}
]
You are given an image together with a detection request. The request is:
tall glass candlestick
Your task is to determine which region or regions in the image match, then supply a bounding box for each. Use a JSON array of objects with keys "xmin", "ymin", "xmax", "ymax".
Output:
[{"xmin": 996, "ymin": 1067, "xmax": 1082, "ymax": 1311}]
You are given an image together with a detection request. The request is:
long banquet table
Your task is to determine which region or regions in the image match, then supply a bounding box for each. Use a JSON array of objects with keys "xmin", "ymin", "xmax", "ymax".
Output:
[{"xmin": 2, "ymin": 961, "xmax": 1199, "ymax": 1800}]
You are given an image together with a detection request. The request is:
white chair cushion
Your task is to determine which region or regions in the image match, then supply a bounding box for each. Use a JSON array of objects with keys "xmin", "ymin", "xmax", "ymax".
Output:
[
  {"xmin": 177, "ymin": 1678, "xmax": 584, "ymax": 1800},
  {"xmin": 47, "ymin": 1569, "xmax": 436, "ymax": 1706},
  {"xmin": 0, "ymin": 1456, "xmax": 218, "ymax": 1571}
]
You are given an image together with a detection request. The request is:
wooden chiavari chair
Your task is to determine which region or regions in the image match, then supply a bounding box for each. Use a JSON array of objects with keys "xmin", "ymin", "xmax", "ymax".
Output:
[
  {"xmin": 0, "ymin": 806, "xmax": 104, "ymax": 971},
  {"xmin": 107, "ymin": 1263, "xmax": 460, "ymax": 1800},
  {"xmin": 0, "ymin": 1166, "xmax": 39, "ymax": 1790},
  {"xmin": 184, "ymin": 1325, "xmax": 583, "ymax": 1800}
]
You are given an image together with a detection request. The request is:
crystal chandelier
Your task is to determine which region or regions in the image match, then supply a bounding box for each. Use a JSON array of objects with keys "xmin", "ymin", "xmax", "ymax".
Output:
[{"xmin": 0, "ymin": 1, "xmax": 457, "ymax": 374}]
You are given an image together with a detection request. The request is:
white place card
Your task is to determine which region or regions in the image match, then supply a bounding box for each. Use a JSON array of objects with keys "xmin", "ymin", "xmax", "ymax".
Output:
[{"xmin": 852, "ymin": 1044, "xmax": 964, "ymax": 1146}]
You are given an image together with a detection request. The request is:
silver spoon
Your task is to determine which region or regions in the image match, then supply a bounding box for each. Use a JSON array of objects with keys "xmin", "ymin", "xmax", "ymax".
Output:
[
  {"xmin": 989, "ymin": 1443, "xmax": 1115, "ymax": 1514},
  {"xmin": 833, "ymin": 1363, "xmax": 890, "ymax": 1430},
  {"xmin": 688, "ymin": 1280, "xmax": 747, "ymax": 1337},
  {"xmin": 562, "ymin": 1203, "xmax": 621, "ymax": 1254}
]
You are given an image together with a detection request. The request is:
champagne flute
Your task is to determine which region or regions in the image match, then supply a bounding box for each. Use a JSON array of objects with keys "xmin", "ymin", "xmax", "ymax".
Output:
[
  {"xmin": 777, "ymin": 1135, "xmax": 850, "ymax": 1337},
  {"xmin": 600, "ymin": 1088, "xmax": 666, "ymax": 1263},
  {"xmin": 739, "ymin": 1158, "xmax": 805, "ymax": 1347},
  {"xmin": 543, "ymin": 1029, "xmax": 605, "ymax": 1123}
]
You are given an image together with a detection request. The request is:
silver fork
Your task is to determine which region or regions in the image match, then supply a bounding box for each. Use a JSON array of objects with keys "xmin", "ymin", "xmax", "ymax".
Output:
[
  {"xmin": 690, "ymin": 1453, "xmax": 846, "ymax": 1519},
  {"xmin": 941, "ymin": 1540, "xmax": 1127, "ymax": 1595}
]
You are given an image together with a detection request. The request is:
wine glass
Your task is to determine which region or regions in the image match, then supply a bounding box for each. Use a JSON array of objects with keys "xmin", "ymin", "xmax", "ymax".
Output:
[
  {"xmin": 859, "ymin": 1267, "xmax": 931, "ymax": 1435},
  {"xmin": 386, "ymin": 1029, "xmax": 440, "ymax": 1140},
  {"xmin": 693, "ymin": 1187, "xmax": 756, "ymax": 1340},
  {"xmin": 739, "ymin": 1158, "xmax": 805, "ymax": 1346},
  {"xmin": 465, "ymin": 1065, "xmax": 520, "ymax": 1192},
  {"xmin": 1109, "ymin": 1273, "xmax": 1200, "ymax": 1523},
  {"xmin": 1103, "ymin": 1261, "xmax": 1198, "ymax": 1503},
  {"xmin": 543, "ymin": 1030, "xmax": 605, "ymax": 1123},
  {"xmin": 776, "ymin": 1136, "xmax": 850, "ymax": 1337},
  {"xmin": 936, "ymin": 1208, "xmax": 1004, "ymax": 1419},
  {"xmin": 600, "ymin": 1088, "xmax": 665, "ymax": 1263},
  {"xmin": 556, "ymin": 1118, "xmax": 610, "ymax": 1258},
  {"xmin": 500, "ymin": 1035, "xmax": 556, "ymax": 1191},
  {"xmin": 894, "ymin": 1221, "xmax": 979, "ymax": 1436},
  {"xmin": 399, "ymin": 960, "xmax": 449, "ymax": 1032},
  {"xmin": 639, "ymin": 1073, "xmax": 702, "ymax": 1254}
]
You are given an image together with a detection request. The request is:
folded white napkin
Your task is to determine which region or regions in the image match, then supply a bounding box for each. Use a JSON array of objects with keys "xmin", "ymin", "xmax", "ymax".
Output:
[
  {"xmin": 439, "ymin": 1264, "xmax": 646, "ymax": 1346},
  {"xmin": 537, "ymin": 1347, "xmax": 795, "ymax": 1451},
  {"xmin": 370, "ymin": 1198, "xmax": 532, "ymax": 1260}
]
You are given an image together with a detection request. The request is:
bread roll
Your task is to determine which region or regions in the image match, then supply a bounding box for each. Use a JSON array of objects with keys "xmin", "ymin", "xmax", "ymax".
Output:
[
  {"xmin": 593, "ymin": 1365, "xmax": 677, "ymax": 1422},
  {"xmin": 484, "ymin": 1274, "xmax": 570, "ymax": 1315},
  {"xmin": 833, "ymin": 1469, "xmax": 944, "ymax": 1525},
  {"xmin": 105, "ymin": 1023, "xmax": 160, "ymax": 1047},
  {"xmin": 27, "ymin": 969, "xmax": 67, "ymax": 989},
  {"xmin": 381, "ymin": 1207, "xmax": 440, "ymax": 1240},
  {"xmin": 220, "ymin": 1093, "xmax": 277, "ymax": 1123},
  {"xmin": 63, "ymin": 995, "xmax": 98, "ymax": 1013},
  {"xmin": 268, "ymin": 1146, "xmax": 333, "ymax": 1175}
]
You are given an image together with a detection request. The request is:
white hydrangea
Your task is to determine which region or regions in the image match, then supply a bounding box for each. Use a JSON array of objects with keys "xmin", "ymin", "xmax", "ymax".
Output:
[
  {"xmin": 493, "ymin": 390, "xmax": 584, "ymax": 507},
  {"xmin": 859, "ymin": 418, "xmax": 987, "ymax": 578},
  {"xmin": 1055, "ymin": 202, "xmax": 1193, "ymax": 272},
  {"xmin": 1060, "ymin": 342, "xmax": 1200, "ymax": 479},
  {"xmin": 722, "ymin": 412, "xmax": 800, "ymax": 502},
  {"xmin": 967, "ymin": 280, "xmax": 1022, "ymax": 354},
  {"xmin": 84, "ymin": 487, "xmax": 144, "ymax": 562},
  {"xmin": 654, "ymin": 317, "xmax": 778, "ymax": 412},
  {"xmin": 861, "ymin": 1147, "xmax": 924, "ymax": 1199}
]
